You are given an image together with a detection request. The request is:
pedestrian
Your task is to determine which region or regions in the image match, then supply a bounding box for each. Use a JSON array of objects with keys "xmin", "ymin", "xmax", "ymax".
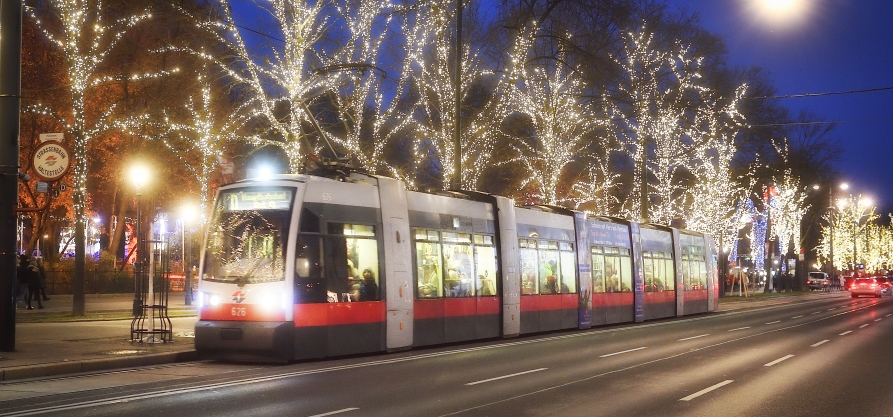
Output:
[
  {"xmin": 35, "ymin": 257, "xmax": 50, "ymax": 301},
  {"xmin": 18, "ymin": 254, "xmax": 44, "ymax": 310},
  {"xmin": 15, "ymin": 256, "xmax": 28, "ymax": 308}
]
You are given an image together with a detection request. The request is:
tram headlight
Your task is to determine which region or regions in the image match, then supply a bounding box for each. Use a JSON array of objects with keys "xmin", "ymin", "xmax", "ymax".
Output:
[{"xmin": 209, "ymin": 294, "xmax": 221, "ymax": 306}]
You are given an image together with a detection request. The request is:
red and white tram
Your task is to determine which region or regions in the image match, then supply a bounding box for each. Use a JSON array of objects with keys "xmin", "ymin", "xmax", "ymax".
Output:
[{"xmin": 194, "ymin": 172, "xmax": 718, "ymax": 362}]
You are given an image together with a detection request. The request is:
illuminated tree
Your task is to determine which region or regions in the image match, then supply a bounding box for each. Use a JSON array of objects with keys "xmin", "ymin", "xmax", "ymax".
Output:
[
  {"xmin": 25, "ymin": 0, "xmax": 177, "ymax": 315},
  {"xmin": 610, "ymin": 26, "xmax": 746, "ymax": 225},
  {"xmin": 150, "ymin": 63, "xmax": 248, "ymax": 221},
  {"xmin": 769, "ymin": 170, "xmax": 810, "ymax": 267},
  {"xmin": 325, "ymin": 1, "xmax": 416, "ymax": 185},
  {"xmin": 497, "ymin": 21, "xmax": 607, "ymax": 205},
  {"xmin": 571, "ymin": 158, "xmax": 619, "ymax": 216},
  {"xmin": 683, "ymin": 86, "xmax": 748, "ymax": 247},
  {"xmin": 405, "ymin": 0, "xmax": 498, "ymax": 191},
  {"xmin": 178, "ymin": 0, "xmax": 396, "ymax": 174},
  {"xmin": 818, "ymin": 195, "xmax": 877, "ymax": 272}
]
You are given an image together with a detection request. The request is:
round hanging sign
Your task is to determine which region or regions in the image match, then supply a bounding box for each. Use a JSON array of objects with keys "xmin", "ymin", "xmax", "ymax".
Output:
[{"xmin": 32, "ymin": 141, "xmax": 72, "ymax": 181}]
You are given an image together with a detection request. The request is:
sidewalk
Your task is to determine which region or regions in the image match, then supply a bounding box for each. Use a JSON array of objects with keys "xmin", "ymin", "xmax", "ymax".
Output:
[
  {"xmin": 0, "ymin": 290, "xmax": 848, "ymax": 382},
  {"xmin": 0, "ymin": 293, "xmax": 198, "ymax": 381}
]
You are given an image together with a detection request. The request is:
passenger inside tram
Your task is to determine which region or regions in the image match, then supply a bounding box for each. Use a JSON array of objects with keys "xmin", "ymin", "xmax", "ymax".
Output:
[
  {"xmin": 605, "ymin": 264, "xmax": 621, "ymax": 292},
  {"xmin": 360, "ymin": 268, "xmax": 378, "ymax": 301},
  {"xmin": 419, "ymin": 260, "xmax": 440, "ymax": 297},
  {"xmin": 540, "ymin": 260, "xmax": 558, "ymax": 294}
]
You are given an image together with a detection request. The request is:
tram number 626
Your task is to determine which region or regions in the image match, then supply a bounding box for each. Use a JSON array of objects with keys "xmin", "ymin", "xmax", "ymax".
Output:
[{"xmin": 231, "ymin": 307, "xmax": 247, "ymax": 317}]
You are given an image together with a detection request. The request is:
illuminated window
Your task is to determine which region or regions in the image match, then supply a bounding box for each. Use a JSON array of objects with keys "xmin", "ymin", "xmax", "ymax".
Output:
[{"xmin": 293, "ymin": 217, "xmax": 379, "ymax": 304}]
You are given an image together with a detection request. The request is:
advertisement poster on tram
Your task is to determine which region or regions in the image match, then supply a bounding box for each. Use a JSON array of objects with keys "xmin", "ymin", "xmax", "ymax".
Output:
[{"xmin": 575, "ymin": 213, "xmax": 591, "ymax": 328}]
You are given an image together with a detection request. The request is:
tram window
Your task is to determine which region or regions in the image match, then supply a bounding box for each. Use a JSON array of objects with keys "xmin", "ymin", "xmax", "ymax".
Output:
[
  {"xmin": 698, "ymin": 259, "xmax": 708, "ymax": 289},
  {"xmin": 347, "ymin": 237, "xmax": 380, "ymax": 302},
  {"xmin": 294, "ymin": 234, "xmax": 326, "ymax": 303},
  {"xmin": 539, "ymin": 243, "xmax": 560, "ymax": 294},
  {"xmin": 591, "ymin": 248, "xmax": 605, "ymax": 293},
  {"xmin": 666, "ymin": 255, "xmax": 674, "ymax": 290},
  {"xmin": 474, "ymin": 235, "xmax": 493, "ymax": 246},
  {"xmin": 559, "ymin": 248, "xmax": 576, "ymax": 293},
  {"xmin": 643, "ymin": 253, "xmax": 656, "ymax": 292},
  {"xmin": 519, "ymin": 240, "xmax": 538, "ymax": 295},
  {"xmin": 299, "ymin": 208, "xmax": 321, "ymax": 233},
  {"xmin": 415, "ymin": 229, "xmax": 443, "ymax": 298},
  {"xmin": 619, "ymin": 256, "xmax": 632, "ymax": 292},
  {"xmin": 443, "ymin": 232, "xmax": 474, "ymax": 297},
  {"xmin": 474, "ymin": 242, "xmax": 498, "ymax": 296},
  {"xmin": 294, "ymin": 223, "xmax": 380, "ymax": 304},
  {"xmin": 605, "ymin": 256, "xmax": 624, "ymax": 292},
  {"xmin": 203, "ymin": 207, "xmax": 289, "ymax": 285},
  {"xmin": 682, "ymin": 254, "xmax": 693, "ymax": 290}
]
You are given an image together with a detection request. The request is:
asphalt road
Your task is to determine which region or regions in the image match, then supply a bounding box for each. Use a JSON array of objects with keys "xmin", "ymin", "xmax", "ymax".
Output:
[{"xmin": 2, "ymin": 294, "xmax": 892, "ymax": 417}]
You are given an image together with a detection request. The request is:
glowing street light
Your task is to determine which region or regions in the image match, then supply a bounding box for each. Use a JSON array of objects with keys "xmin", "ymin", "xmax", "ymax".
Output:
[
  {"xmin": 746, "ymin": 0, "xmax": 813, "ymax": 29},
  {"xmin": 130, "ymin": 164, "xmax": 151, "ymax": 316}
]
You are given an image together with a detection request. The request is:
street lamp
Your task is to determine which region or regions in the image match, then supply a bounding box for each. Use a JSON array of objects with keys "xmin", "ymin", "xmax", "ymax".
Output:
[{"xmin": 130, "ymin": 164, "xmax": 150, "ymax": 316}]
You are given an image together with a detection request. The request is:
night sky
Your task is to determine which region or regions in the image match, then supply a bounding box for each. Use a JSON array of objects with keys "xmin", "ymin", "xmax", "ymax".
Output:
[
  {"xmin": 229, "ymin": 0, "xmax": 893, "ymax": 208},
  {"xmin": 665, "ymin": 0, "xmax": 893, "ymax": 209}
]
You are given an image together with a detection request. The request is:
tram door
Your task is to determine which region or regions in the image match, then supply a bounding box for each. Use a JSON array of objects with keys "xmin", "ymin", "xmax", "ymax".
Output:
[{"xmin": 590, "ymin": 246, "xmax": 634, "ymax": 325}]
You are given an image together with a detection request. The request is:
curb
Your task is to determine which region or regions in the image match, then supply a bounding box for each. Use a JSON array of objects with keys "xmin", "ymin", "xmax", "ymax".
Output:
[{"xmin": 0, "ymin": 350, "xmax": 198, "ymax": 382}]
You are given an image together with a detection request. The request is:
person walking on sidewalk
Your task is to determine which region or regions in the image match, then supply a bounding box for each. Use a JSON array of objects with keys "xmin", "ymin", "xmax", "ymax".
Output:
[
  {"xmin": 15, "ymin": 255, "xmax": 28, "ymax": 308},
  {"xmin": 18, "ymin": 254, "xmax": 44, "ymax": 310},
  {"xmin": 35, "ymin": 257, "xmax": 50, "ymax": 301}
]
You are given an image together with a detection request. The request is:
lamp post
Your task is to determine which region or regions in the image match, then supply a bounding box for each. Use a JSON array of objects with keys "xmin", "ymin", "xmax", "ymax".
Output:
[
  {"xmin": 130, "ymin": 165, "xmax": 150, "ymax": 316},
  {"xmin": 764, "ymin": 181, "xmax": 776, "ymax": 293}
]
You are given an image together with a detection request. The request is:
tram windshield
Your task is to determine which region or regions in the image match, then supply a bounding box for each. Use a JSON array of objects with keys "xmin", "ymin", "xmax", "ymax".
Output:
[{"xmin": 202, "ymin": 187, "xmax": 294, "ymax": 284}]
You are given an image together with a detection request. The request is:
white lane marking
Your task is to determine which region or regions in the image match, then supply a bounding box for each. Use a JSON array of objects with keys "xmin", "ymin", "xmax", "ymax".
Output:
[
  {"xmin": 10, "ymin": 299, "xmax": 880, "ymax": 417},
  {"xmin": 764, "ymin": 355, "xmax": 795, "ymax": 367},
  {"xmin": 886, "ymin": 313, "xmax": 891, "ymax": 317},
  {"xmin": 765, "ymin": 321, "xmax": 781, "ymax": 325},
  {"xmin": 599, "ymin": 346, "xmax": 647, "ymax": 357},
  {"xmin": 309, "ymin": 408, "xmax": 360, "ymax": 417},
  {"xmin": 840, "ymin": 331, "xmax": 853, "ymax": 335},
  {"xmin": 444, "ymin": 301, "xmax": 880, "ymax": 416},
  {"xmin": 859, "ymin": 324, "xmax": 870, "ymax": 328},
  {"xmin": 728, "ymin": 327, "xmax": 751, "ymax": 332},
  {"xmin": 828, "ymin": 308, "xmax": 836, "ymax": 311},
  {"xmin": 465, "ymin": 368, "xmax": 547, "ymax": 386},
  {"xmin": 811, "ymin": 340, "xmax": 829, "ymax": 347},
  {"xmin": 811, "ymin": 311, "xmax": 821, "ymax": 315},
  {"xmin": 875, "ymin": 318, "xmax": 883, "ymax": 322},
  {"xmin": 792, "ymin": 315, "xmax": 803, "ymax": 319},
  {"xmin": 678, "ymin": 334, "xmax": 709, "ymax": 341},
  {"xmin": 679, "ymin": 380, "xmax": 735, "ymax": 401}
]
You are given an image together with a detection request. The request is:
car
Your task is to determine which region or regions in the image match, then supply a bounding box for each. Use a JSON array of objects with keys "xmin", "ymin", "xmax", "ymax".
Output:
[
  {"xmin": 850, "ymin": 278, "xmax": 891, "ymax": 298},
  {"xmin": 807, "ymin": 272, "xmax": 829, "ymax": 291},
  {"xmin": 874, "ymin": 276, "xmax": 893, "ymax": 296}
]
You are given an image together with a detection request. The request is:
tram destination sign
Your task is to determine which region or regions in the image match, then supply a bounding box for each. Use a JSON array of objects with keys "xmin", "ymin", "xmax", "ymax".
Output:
[
  {"xmin": 32, "ymin": 141, "xmax": 72, "ymax": 182},
  {"xmin": 224, "ymin": 189, "xmax": 293, "ymax": 211}
]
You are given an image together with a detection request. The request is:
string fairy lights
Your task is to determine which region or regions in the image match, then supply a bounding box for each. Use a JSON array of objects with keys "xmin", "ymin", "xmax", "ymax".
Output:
[
  {"xmin": 496, "ymin": 21, "xmax": 607, "ymax": 205},
  {"xmin": 25, "ymin": 0, "xmax": 171, "ymax": 265}
]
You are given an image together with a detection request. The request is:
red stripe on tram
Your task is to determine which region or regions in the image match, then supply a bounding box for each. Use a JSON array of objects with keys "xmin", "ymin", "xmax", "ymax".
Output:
[{"xmin": 294, "ymin": 302, "xmax": 386, "ymax": 327}]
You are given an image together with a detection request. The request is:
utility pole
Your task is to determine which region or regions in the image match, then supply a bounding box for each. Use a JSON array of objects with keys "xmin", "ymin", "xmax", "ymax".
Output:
[
  {"xmin": 451, "ymin": 0, "xmax": 463, "ymax": 191},
  {"xmin": 0, "ymin": 0, "xmax": 23, "ymax": 352}
]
